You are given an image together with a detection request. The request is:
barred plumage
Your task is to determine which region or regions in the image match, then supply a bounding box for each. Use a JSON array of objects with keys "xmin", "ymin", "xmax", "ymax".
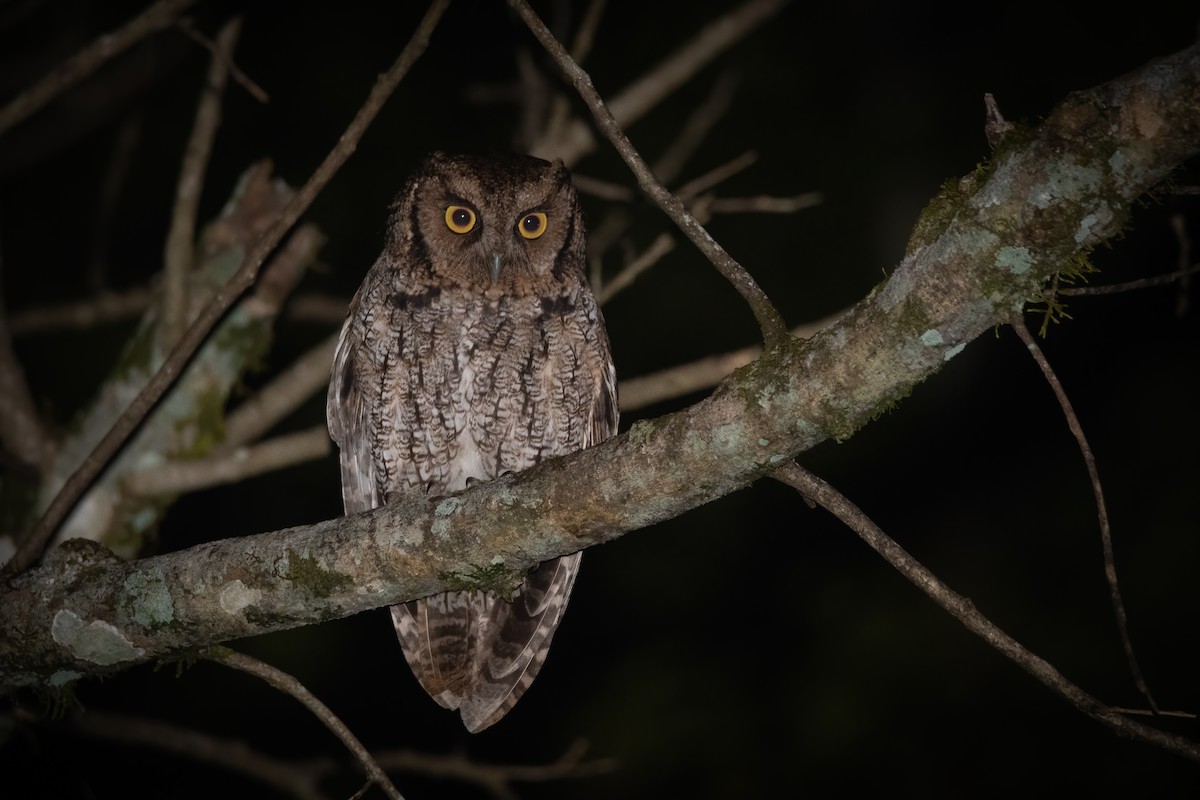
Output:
[{"xmin": 327, "ymin": 152, "xmax": 617, "ymax": 732}]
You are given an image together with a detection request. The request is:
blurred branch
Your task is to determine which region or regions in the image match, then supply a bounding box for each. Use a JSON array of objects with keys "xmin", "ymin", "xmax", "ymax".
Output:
[
  {"xmin": 709, "ymin": 193, "xmax": 823, "ymax": 214},
  {"xmin": 20, "ymin": 171, "xmax": 318, "ymax": 559},
  {"xmin": 376, "ymin": 739, "xmax": 616, "ymax": 800},
  {"xmin": 0, "ymin": 243, "xmax": 53, "ymax": 473},
  {"xmin": 55, "ymin": 709, "xmax": 613, "ymax": 800},
  {"xmin": 125, "ymin": 426, "xmax": 331, "ymax": 497},
  {"xmin": 162, "ymin": 16, "xmax": 243, "ymax": 349},
  {"xmin": 529, "ymin": 0, "xmax": 791, "ymax": 165},
  {"xmin": 0, "ymin": 0, "xmax": 198, "ymax": 137},
  {"xmin": 8, "ymin": 285, "xmax": 155, "ymax": 335},
  {"xmin": 510, "ymin": 0, "xmax": 789, "ymax": 343},
  {"xmin": 1010, "ymin": 315, "xmax": 1157, "ymax": 713},
  {"xmin": 202, "ymin": 647, "xmax": 403, "ymax": 800},
  {"xmin": 596, "ymin": 232, "xmax": 674, "ymax": 305},
  {"xmin": 10, "ymin": 0, "xmax": 450, "ymax": 574},
  {"xmin": 653, "ymin": 71, "xmax": 739, "ymax": 184},
  {"xmin": 222, "ymin": 332, "xmax": 338, "ymax": 449},
  {"xmin": 771, "ymin": 461, "xmax": 1200, "ymax": 762},
  {"xmin": 618, "ymin": 315, "xmax": 842, "ymax": 411},
  {"xmin": 177, "ymin": 18, "xmax": 270, "ymax": 103},
  {"xmin": 61, "ymin": 709, "xmax": 332, "ymax": 800},
  {"xmin": 3, "ymin": 26, "xmax": 1200, "ymax": 769}
]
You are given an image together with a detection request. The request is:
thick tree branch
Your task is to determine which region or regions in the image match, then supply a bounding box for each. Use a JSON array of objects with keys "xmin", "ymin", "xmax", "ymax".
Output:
[{"xmin": 2, "ymin": 41, "xmax": 1198, "ymax": 730}]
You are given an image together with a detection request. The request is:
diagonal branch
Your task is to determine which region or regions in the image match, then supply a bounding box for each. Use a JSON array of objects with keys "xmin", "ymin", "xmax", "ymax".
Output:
[
  {"xmin": 770, "ymin": 462, "xmax": 1200, "ymax": 761},
  {"xmin": 202, "ymin": 647, "xmax": 404, "ymax": 800},
  {"xmin": 0, "ymin": 0, "xmax": 198, "ymax": 137},
  {"xmin": 1010, "ymin": 314, "xmax": 1157, "ymax": 712},
  {"xmin": 161, "ymin": 16, "xmax": 244, "ymax": 350},
  {"xmin": 3, "ymin": 32, "xmax": 1200, "ymax": 763},
  {"xmin": 9, "ymin": 0, "xmax": 451, "ymax": 575},
  {"xmin": 529, "ymin": 0, "xmax": 791, "ymax": 165},
  {"xmin": 509, "ymin": 0, "xmax": 789, "ymax": 343}
]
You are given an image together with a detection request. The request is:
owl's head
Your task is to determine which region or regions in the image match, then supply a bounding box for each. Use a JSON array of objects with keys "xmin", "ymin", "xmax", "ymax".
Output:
[{"xmin": 391, "ymin": 152, "xmax": 586, "ymax": 295}]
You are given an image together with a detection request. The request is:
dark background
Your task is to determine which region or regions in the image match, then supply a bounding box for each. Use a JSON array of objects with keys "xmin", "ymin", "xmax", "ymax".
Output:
[{"xmin": 2, "ymin": 1, "xmax": 1198, "ymax": 797}]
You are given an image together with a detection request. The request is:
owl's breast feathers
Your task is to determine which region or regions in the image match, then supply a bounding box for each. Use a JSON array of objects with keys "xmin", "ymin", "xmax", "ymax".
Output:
[
  {"xmin": 328, "ymin": 150, "xmax": 616, "ymax": 732},
  {"xmin": 328, "ymin": 263, "xmax": 616, "ymax": 731}
]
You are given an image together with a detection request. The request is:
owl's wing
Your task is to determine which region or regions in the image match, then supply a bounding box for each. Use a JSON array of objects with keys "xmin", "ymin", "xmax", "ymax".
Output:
[
  {"xmin": 390, "ymin": 552, "xmax": 581, "ymax": 732},
  {"xmin": 327, "ymin": 316, "xmax": 382, "ymax": 515},
  {"xmin": 392, "ymin": 344, "xmax": 619, "ymax": 733}
]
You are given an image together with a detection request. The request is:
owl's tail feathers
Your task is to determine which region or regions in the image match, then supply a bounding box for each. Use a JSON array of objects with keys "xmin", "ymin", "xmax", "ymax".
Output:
[{"xmin": 390, "ymin": 553, "xmax": 582, "ymax": 733}]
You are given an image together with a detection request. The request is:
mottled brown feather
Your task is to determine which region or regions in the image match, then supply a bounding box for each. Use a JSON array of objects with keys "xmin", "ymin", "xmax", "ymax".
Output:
[{"xmin": 327, "ymin": 152, "xmax": 617, "ymax": 732}]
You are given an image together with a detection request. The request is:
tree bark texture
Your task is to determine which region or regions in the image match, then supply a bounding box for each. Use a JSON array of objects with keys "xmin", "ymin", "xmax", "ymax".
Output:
[{"xmin": 2, "ymin": 41, "xmax": 1198, "ymax": 692}]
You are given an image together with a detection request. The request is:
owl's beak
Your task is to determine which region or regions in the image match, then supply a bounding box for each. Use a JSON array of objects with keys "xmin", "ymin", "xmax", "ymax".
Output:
[{"xmin": 490, "ymin": 252, "xmax": 503, "ymax": 283}]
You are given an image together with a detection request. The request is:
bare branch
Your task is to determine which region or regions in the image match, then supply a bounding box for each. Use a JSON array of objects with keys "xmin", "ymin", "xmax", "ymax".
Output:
[
  {"xmin": 510, "ymin": 0, "xmax": 789, "ymax": 343},
  {"xmin": 0, "ymin": 244, "xmax": 53, "ymax": 472},
  {"xmin": 62, "ymin": 709, "xmax": 331, "ymax": 800},
  {"xmin": 7, "ymin": 286, "xmax": 155, "ymax": 336},
  {"xmin": 568, "ymin": 0, "xmax": 607, "ymax": 65},
  {"xmin": 11, "ymin": 0, "xmax": 451, "ymax": 574},
  {"xmin": 529, "ymin": 0, "xmax": 792, "ymax": 165},
  {"xmin": 709, "ymin": 193, "xmax": 823, "ymax": 214},
  {"xmin": 0, "ymin": 0, "xmax": 198, "ymax": 137},
  {"xmin": 596, "ymin": 232, "xmax": 674, "ymax": 305},
  {"xmin": 653, "ymin": 71, "xmax": 740, "ymax": 185},
  {"xmin": 177, "ymin": 18, "xmax": 270, "ymax": 103},
  {"xmin": 1010, "ymin": 315, "xmax": 1158, "ymax": 712},
  {"xmin": 162, "ymin": 16, "xmax": 243, "ymax": 349},
  {"xmin": 222, "ymin": 333, "xmax": 338, "ymax": 449},
  {"xmin": 1058, "ymin": 263, "xmax": 1200, "ymax": 296},
  {"xmin": 675, "ymin": 150, "xmax": 758, "ymax": 199},
  {"xmin": 375, "ymin": 739, "xmax": 615, "ymax": 799},
  {"xmin": 125, "ymin": 426, "xmax": 331, "ymax": 497},
  {"xmin": 202, "ymin": 647, "xmax": 404, "ymax": 800},
  {"xmin": 771, "ymin": 461, "xmax": 1200, "ymax": 761},
  {"xmin": 618, "ymin": 316, "xmax": 842, "ymax": 411}
]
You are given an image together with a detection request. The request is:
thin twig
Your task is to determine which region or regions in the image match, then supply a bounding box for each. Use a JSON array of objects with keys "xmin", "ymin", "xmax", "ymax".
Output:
[
  {"xmin": 0, "ymin": 0, "xmax": 198, "ymax": 137},
  {"xmin": 568, "ymin": 0, "xmax": 607, "ymax": 64},
  {"xmin": 162, "ymin": 16, "xmax": 243, "ymax": 349},
  {"xmin": 530, "ymin": 0, "xmax": 792, "ymax": 165},
  {"xmin": 9, "ymin": 0, "xmax": 451, "ymax": 575},
  {"xmin": 0, "ymin": 226, "xmax": 53, "ymax": 472},
  {"xmin": 509, "ymin": 0, "xmax": 788, "ymax": 344},
  {"xmin": 87, "ymin": 111, "xmax": 144, "ymax": 290},
  {"xmin": 675, "ymin": 150, "xmax": 757, "ymax": 200},
  {"xmin": 222, "ymin": 333, "xmax": 339, "ymax": 449},
  {"xmin": 1058, "ymin": 263, "xmax": 1200, "ymax": 296},
  {"xmin": 177, "ymin": 18, "xmax": 270, "ymax": 103},
  {"xmin": 375, "ymin": 739, "xmax": 615, "ymax": 800},
  {"xmin": 7, "ymin": 286, "xmax": 155, "ymax": 335},
  {"xmin": 653, "ymin": 71, "xmax": 739, "ymax": 185},
  {"xmin": 125, "ymin": 426, "xmax": 331, "ymax": 496},
  {"xmin": 709, "ymin": 193, "xmax": 823, "ymax": 214},
  {"xmin": 62, "ymin": 709, "xmax": 330, "ymax": 800},
  {"xmin": 772, "ymin": 462, "xmax": 1200, "ymax": 762},
  {"xmin": 596, "ymin": 232, "xmax": 674, "ymax": 305},
  {"xmin": 202, "ymin": 647, "xmax": 404, "ymax": 800},
  {"xmin": 1010, "ymin": 314, "xmax": 1158, "ymax": 713},
  {"xmin": 618, "ymin": 316, "xmax": 840, "ymax": 411}
]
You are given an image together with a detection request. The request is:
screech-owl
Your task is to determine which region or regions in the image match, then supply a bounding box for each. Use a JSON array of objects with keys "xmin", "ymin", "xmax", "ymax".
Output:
[{"xmin": 327, "ymin": 152, "xmax": 618, "ymax": 732}]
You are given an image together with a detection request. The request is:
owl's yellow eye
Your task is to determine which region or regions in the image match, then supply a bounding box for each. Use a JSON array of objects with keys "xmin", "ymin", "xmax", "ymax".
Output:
[
  {"xmin": 518, "ymin": 212, "xmax": 547, "ymax": 240},
  {"xmin": 445, "ymin": 205, "xmax": 476, "ymax": 234}
]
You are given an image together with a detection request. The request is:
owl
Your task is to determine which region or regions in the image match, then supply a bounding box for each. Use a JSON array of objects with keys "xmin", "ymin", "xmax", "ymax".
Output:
[{"xmin": 327, "ymin": 152, "xmax": 618, "ymax": 732}]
